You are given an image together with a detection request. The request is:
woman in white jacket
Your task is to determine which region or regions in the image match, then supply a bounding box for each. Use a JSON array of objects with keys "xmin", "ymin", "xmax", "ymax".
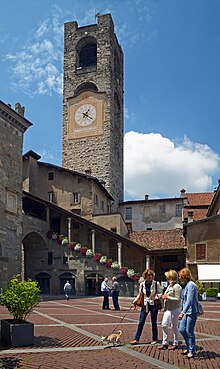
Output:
[
  {"xmin": 158, "ymin": 269, "xmax": 182, "ymax": 350},
  {"xmin": 130, "ymin": 269, "xmax": 162, "ymax": 345}
]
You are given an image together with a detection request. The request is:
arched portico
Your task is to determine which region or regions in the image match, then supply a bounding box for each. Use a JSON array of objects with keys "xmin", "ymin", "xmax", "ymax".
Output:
[
  {"xmin": 22, "ymin": 231, "xmax": 47, "ymax": 281},
  {"xmin": 85, "ymin": 273, "xmax": 104, "ymax": 296}
]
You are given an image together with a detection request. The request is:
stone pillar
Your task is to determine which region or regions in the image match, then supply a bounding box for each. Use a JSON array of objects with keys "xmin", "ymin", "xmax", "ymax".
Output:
[
  {"xmin": 67, "ymin": 217, "xmax": 72, "ymax": 242},
  {"xmin": 91, "ymin": 229, "xmax": 95, "ymax": 253},
  {"xmin": 46, "ymin": 207, "xmax": 50, "ymax": 223},
  {"xmin": 145, "ymin": 255, "xmax": 150, "ymax": 269},
  {"xmin": 117, "ymin": 242, "xmax": 122, "ymax": 267}
]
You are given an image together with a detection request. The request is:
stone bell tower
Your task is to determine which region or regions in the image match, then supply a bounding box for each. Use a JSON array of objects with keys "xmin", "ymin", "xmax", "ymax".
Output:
[{"xmin": 62, "ymin": 14, "xmax": 124, "ymax": 210}]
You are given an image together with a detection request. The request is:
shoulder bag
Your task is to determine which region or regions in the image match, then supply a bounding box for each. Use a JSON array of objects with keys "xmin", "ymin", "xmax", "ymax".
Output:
[
  {"xmin": 154, "ymin": 281, "xmax": 163, "ymax": 310},
  {"xmin": 135, "ymin": 284, "xmax": 144, "ymax": 308}
]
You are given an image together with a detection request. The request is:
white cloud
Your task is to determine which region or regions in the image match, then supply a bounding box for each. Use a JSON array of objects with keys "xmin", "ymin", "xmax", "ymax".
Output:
[
  {"xmin": 5, "ymin": 6, "xmax": 64, "ymax": 96},
  {"xmin": 124, "ymin": 131, "xmax": 220, "ymax": 199}
]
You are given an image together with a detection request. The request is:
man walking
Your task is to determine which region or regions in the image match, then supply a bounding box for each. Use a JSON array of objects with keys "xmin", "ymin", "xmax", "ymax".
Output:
[{"xmin": 63, "ymin": 280, "xmax": 72, "ymax": 300}]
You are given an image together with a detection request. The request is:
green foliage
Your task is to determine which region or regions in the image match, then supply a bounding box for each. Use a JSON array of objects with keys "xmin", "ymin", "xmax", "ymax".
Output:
[
  {"xmin": 195, "ymin": 280, "xmax": 205, "ymax": 295},
  {"xmin": 0, "ymin": 274, "xmax": 41, "ymax": 322},
  {"xmin": 206, "ymin": 287, "xmax": 218, "ymax": 297}
]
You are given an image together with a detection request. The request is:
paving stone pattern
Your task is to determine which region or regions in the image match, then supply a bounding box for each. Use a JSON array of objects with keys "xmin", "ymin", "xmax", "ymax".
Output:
[{"xmin": 0, "ymin": 297, "xmax": 220, "ymax": 369}]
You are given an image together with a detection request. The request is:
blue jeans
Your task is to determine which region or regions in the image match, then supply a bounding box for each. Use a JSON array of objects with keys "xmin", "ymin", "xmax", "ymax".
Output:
[
  {"xmin": 179, "ymin": 313, "xmax": 198, "ymax": 354},
  {"xmin": 112, "ymin": 291, "xmax": 120, "ymax": 310},
  {"xmin": 102, "ymin": 291, "xmax": 109, "ymax": 309},
  {"xmin": 134, "ymin": 304, "xmax": 158, "ymax": 341}
]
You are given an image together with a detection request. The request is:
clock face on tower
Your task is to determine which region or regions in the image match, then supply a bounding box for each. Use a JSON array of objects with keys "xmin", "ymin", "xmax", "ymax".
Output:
[
  {"xmin": 75, "ymin": 103, "xmax": 97, "ymax": 126},
  {"xmin": 67, "ymin": 92, "xmax": 105, "ymax": 139}
]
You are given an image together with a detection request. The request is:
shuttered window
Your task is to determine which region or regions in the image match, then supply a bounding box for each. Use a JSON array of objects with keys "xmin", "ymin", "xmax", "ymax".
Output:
[{"xmin": 196, "ymin": 244, "xmax": 206, "ymax": 260}]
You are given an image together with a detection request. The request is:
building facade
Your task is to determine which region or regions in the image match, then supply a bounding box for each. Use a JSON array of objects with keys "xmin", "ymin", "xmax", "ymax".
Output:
[
  {"xmin": 62, "ymin": 14, "xmax": 124, "ymax": 210},
  {"xmin": 0, "ymin": 101, "xmax": 32, "ymax": 287}
]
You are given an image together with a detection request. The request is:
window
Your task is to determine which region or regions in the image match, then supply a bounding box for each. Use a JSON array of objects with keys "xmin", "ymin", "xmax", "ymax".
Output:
[
  {"xmin": 125, "ymin": 207, "xmax": 132, "ymax": 220},
  {"xmin": 63, "ymin": 257, "xmax": 68, "ymax": 264},
  {"xmin": 176, "ymin": 204, "xmax": 182, "ymax": 217},
  {"xmin": 70, "ymin": 193, "xmax": 80, "ymax": 205},
  {"xmin": 48, "ymin": 172, "xmax": 54, "ymax": 181},
  {"xmin": 48, "ymin": 252, "xmax": 53, "ymax": 265},
  {"xmin": 159, "ymin": 204, "xmax": 166, "ymax": 215},
  {"xmin": 48, "ymin": 191, "xmax": 56, "ymax": 203},
  {"xmin": 80, "ymin": 43, "xmax": 97, "ymax": 67},
  {"xmin": 94, "ymin": 194, "xmax": 98, "ymax": 206},
  {"xmin": 107, "ymin": 205, "xmax": 110, "ymax": 213},
  {"xmin": 6, "ymin": 189, "xmax": 17, "ymax": 214},
  {"xmin": 196, "ymin": 244, "xmax": 206, "ymax": 260},
  {"xmin": 101, "ymin": 200, "xmax": 104, "ymax": 211}
]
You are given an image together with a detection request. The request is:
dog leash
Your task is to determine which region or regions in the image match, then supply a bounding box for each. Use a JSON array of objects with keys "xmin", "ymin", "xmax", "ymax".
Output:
[{"xmin": 109, "ymin": 305, "xmax": 133, "ymax": 335}]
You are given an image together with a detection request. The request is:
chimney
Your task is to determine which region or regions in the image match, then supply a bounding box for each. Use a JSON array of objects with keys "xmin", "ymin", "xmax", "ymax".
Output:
[
  {"xmin": 180, "ymin": 189, "xmax": 186, "ymax": 197},
  {"xmin": 145, "ymin": 194, "xmax": 149, "ymax": 201},
  {"xmin": 15, "ymin": 102, "xmax": 25, "ymax": 116},
  {"xmin": 187, "ymin": 211, "xmax": 194, "ymax": 223}
]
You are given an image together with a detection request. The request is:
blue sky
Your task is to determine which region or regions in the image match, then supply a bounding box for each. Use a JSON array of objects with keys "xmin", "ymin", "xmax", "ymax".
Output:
[{"xmin": 1, "ymin": 0, "xmax": 220, "ymax": 200}]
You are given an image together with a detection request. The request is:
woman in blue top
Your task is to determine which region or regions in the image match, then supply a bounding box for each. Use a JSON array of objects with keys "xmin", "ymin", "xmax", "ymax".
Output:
[{"xmin": 178, "ymin": 268, "xmax": 200, "ymax": 359}]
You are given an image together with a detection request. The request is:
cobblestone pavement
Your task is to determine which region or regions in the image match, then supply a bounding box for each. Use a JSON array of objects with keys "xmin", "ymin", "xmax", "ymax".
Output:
[{"xmin": 0, "ymin": 297, "xmax": 219, "ymax": 369}]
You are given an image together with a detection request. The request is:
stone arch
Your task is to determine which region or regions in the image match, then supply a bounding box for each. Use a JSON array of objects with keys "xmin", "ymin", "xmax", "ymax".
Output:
[
  {"xmin": 76, "ymin": 36, "xmax": 97, "ymax": 68},
  {"xmin": 117, "ymin": 276, "xmax": 134, "ymax": 297},
  {"xmin": 74, "ymin": 82, "xmax": 98, "ymax": 96},
  {"xmin": 85, "ymin": 272, "xmax": 104, "ymax": 296},
  {"xmin": 59, "ymin": 272, "xmax": 76, "ymax": 295},
  {"xmin": 22, "ymin": 231, "xmax": 47, "ymax": 281}
]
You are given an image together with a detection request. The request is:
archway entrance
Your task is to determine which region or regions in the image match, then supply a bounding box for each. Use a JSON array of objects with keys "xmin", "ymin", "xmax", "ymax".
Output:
[
  {"xmin": 22, "ymin": 232, "xmax": 47, "ymax": 281},
  {"xmin": 35, "ymin": 272, "xmax": 51, "ymax": 294},
  {"xmin": 85, "ymin": 273, "xmax": 104, "ymax": 296},
  {"xmin": 59, "ymin": 272, "xmax": 76, "ymax": 296},
  {"xmin": 118, "ymin": 276, "xmax": 134, "ymax": 297}
]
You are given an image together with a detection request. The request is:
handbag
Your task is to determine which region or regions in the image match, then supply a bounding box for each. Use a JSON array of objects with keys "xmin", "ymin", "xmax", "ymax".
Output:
[
  {"xmin": 154, "ymin": 281, "xmax": 162, "ymax": 310},
  {"xmin": 135, "ymin": 285, "xmax": 144, "ymax": 308}
]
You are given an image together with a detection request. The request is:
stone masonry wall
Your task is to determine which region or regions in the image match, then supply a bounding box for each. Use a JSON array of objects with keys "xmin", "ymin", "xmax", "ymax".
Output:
[{"xmin": 62, "ymin": 14, "xmax": 124, "ymax": 211}]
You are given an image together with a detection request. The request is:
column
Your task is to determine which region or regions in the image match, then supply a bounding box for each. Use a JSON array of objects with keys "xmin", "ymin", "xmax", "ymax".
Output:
[
  {"xmin": 67, "ymin": 217, "xmax": 72, "ymax": 242},
  {"xmin": 117, "ymin": 242, "xmax": 122, "ymax": 268},
  {"xmin": 91, "ymin": 229, "xmax": 95, "ymax": 253},
  {"xmin": 145, "ymin": 255, "xmax": 150, "ymax": 269}
]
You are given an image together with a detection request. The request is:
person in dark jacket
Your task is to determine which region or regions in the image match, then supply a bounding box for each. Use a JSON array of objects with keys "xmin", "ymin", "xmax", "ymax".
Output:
[{"xmin": 111, "ymin": 277, "xmax": 120, "ymax": 310}]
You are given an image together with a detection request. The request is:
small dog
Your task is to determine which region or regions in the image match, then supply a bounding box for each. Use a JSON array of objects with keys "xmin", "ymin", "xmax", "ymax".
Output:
[{"xmin": 101, "ymin": 330, "xmax": 122, "ymax": 346}]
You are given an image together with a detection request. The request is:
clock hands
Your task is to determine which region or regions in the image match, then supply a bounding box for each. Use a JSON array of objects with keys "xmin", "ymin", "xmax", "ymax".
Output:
[{"xmin": 82, "ymin": 109, "xmax": 93, "ymax": 120}]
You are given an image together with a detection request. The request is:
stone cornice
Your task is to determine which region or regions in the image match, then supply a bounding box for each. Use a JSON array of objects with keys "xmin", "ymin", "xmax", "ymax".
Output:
[{"xmin": 0, "ymin": 100, "xmax": 33, "ymax": 133}]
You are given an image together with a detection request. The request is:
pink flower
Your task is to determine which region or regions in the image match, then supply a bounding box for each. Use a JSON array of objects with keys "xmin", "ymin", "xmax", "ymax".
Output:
[
  {"xmin": 93, "ymin": 253, "xmax": 102, "ymax": 262},
  {"xmin": 80, "ymin": 246, "xmax": 88, "ymax": 255},
  {"xmin": 68, "ymin": 242, "xmax": 76, "ymax": 250},
  {"xmin": 105, "ymin": 259, "xmax": 112, "ymax": 268},
  {"xmin": 120, "ymin": 267, "xmax": 128, "ymax": 274}
]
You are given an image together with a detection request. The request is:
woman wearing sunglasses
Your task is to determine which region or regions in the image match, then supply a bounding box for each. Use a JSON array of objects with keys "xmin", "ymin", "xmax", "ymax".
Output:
[{"xmin": 130, "ymin": 268, "xmax": 162, "ymax": 345}]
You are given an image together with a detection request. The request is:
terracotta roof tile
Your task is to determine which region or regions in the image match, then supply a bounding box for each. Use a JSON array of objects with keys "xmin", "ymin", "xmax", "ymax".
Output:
[
  {"xmin": 183, "ymin": 192, "xmax": 214, "ymax": 220},
  {"xmin": 130, "ymin": 229, "xmax": 185, "ymax": 251}
]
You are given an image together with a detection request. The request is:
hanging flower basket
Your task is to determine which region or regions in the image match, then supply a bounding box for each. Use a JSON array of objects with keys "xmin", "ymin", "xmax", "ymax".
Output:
[
  {"xmin": 86, "ymin": 249, "xmax": 93, "ymax": 257},
  {"xmin": 132, "ymin": 274, "xmax": 140, "ymax": 281},
  {"xmin": 100, "ymin": 256, "xmax": 107, "ymax": 264},
  {"xmin": 52, "ymin": 232, "xmax": 58, "ymax": 240},
  {"xmin": 127, "ymin": 269, "xmax": 135, "ymax": 278},
  {"xmin": 138, "ymin": 276, "xmax": 145, "ymax": 284},
  {"xmin": 68, "ymin": 242, "xmax": 76, "ymax": 250},
  {"xmin": 105, "ymin": 259, "xmax": 112, "ymax": 268},
  {"xmin": 61, "ymin": 237, "xmax": 69, "ymax": 246},
  {"xmin": 80, "ymin": 246, "xmax": 88, "ymax": 255},
  {"xmin": 120, "ymin": 267, "xmax": 128, "ymax": 275},
  {"xmin": 74, "ymin": 243, "xmax": 82, "ymax": 252},
  {"xmin": 93, "ymin": 253, "xmax": 102, "ymax": 262},
  {"xmin": 111, "ymin": 261, "xmax": 120, "ymax": 270}
]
